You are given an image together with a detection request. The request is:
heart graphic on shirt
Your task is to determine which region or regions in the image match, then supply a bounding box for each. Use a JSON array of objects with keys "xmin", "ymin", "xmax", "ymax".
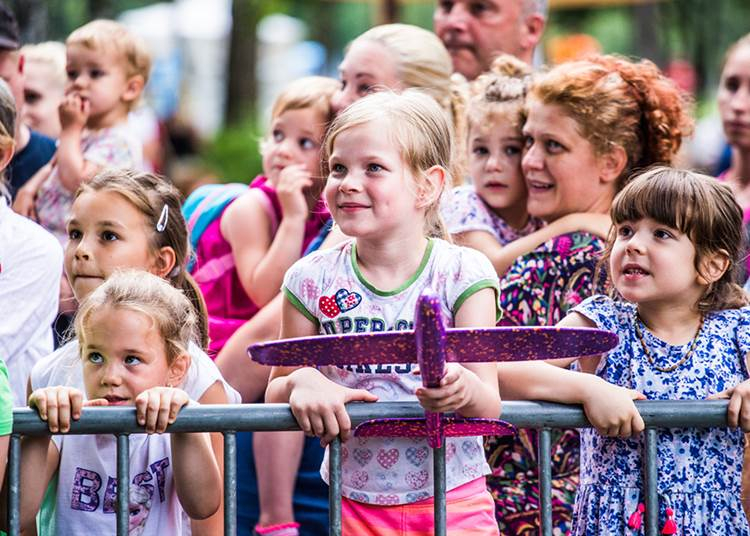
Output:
[
  {"xmin": 406, "ymin": 492, "xmax": 430, "ymax": 503},
  {"xmin": 405, "ymin": 447, "xmax": 428, "ymax": 467},
  {"xmin": 318, "ymin": 295, "xmax": 341, "ymax": 318},
  {"xmin": 334, "ymin": 288, "xmax": 362, "ymax": 312},
  {"xmin": 349, "ymin": 492, "xmax": 370, "ymax": 503},
  {"xmin": 405, "ymin": 470, "xmax": 429, "ymax": 490},
  {"xmin": 461, "ymin": 440, "xmax": 481, "ymax": 457},
  {"xmin": 350, "ymin": 470, "xmax": 369, "ymax": 489},
  {"xmin": 376, "ymin": 448, "xmax": 399, "ymax": 469},
  {"xmin": 462, "ymin": 463, "xmax": 480, "ymax": 479},
  {"xmin": 352, "ymin": 448, "xmax": 373, "ymax": 467},
  {"xmin": 375, "ymin": 494, "xmax": 400, "ymax": 505}
]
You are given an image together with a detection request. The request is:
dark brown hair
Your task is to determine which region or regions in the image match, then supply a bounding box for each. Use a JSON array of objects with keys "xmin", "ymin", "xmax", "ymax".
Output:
[{"xmin": 600, "ymin": 167, "xmax": 748, "ymax": 312}]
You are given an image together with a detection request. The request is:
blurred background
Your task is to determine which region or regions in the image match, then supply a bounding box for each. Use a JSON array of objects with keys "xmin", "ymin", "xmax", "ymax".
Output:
[{"xmin": 10, "ymin": 0, "xmax": 750, "ymax": 193}]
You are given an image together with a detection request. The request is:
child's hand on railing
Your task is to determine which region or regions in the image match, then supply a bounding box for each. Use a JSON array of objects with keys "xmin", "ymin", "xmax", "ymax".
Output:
[
  {"xmin": 708, "ymin": 380, "xmax": 750, "ymax": 431},
  {"xmin": 28, "ymin": 386, "xmax": 108, "ymax": 433},
  {"xmin": 414, "ymin": 363, "xmax": 472, "ymax": 414},
  {"xmin": 288, "ymin": 367, "xmax": 378, "ymax": 446},
  {"xmin": 135, "ymin": 387, "xmax": 191, "ymax": 434},
  {"xmin": 581, "ymin": 378, "xmax": 646, "ymax": 438}
]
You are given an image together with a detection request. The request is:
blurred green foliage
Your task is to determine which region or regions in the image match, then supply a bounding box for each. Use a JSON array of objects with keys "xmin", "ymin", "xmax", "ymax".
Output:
[{"xmin": 201, "ymin": 117, "xmax": 264, "ymax": 183}]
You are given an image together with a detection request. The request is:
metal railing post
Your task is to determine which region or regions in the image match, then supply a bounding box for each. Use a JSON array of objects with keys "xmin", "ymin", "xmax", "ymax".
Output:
[
  {"xmin": 116, "ymin": 434, "xmax": 130, "ymax": 536},
  {"xmin": 328, "ymin": 437, "xmax": 342, "ymax": 536},
  {"xmin": 224, "ymin": 431, "xmax": 237, "ymax": 536},
  {"xmin": 7, "ymin": 434, "xmax": 20, "ymax": 536},
  {"xmin": 538, "ymin": 428, "xmax": 552, "ymax": 536},
  {"xmin": 433, "ymin": 443, "xmax": 446, "ymax": 536},
  {"xmin": 644, "ymin": 428, "xmax": 659, "ymax": 536}
]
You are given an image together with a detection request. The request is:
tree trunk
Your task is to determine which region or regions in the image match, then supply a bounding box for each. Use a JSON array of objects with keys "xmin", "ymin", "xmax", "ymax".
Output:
[{"xmin": 226, "ymin": 0, "xmax": 260, "ymax": 124}]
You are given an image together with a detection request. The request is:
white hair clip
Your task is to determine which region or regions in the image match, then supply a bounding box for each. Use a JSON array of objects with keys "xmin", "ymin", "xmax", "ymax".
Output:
[{"xmin": 156, "ymin": 204, "xmax": 169, "ymax": 233}]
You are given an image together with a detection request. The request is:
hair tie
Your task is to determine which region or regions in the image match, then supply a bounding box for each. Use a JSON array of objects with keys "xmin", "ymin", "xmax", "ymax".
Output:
[
  {"xmin": 156, "ymin": 204, "xmax": 169, "ymax": 232},
  {"xmin": 168, "ymin": 265, "xmax": 181, "ymax": 279}
]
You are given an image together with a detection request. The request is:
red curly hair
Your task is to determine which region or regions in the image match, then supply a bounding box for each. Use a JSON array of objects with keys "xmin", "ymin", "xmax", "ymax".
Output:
[{"xmin": 528, "ymin": 55, "xmax": 693, "ymax": 190}]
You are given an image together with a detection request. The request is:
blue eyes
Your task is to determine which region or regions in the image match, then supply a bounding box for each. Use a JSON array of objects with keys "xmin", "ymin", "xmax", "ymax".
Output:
[{"xmin": 86, "ymin": 352, "xmax": 142, "ymax": 366}]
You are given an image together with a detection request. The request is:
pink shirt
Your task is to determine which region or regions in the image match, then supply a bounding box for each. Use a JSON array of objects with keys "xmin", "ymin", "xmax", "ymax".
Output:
[{"xmin": 193, "ymin": 176, "xmax": 329, "ymax": 355}]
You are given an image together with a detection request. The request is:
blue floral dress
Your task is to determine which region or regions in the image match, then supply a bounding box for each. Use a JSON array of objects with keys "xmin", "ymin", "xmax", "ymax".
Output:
[{"xmin": 571, "ymin": 295, "xmax": 750, "ymax": 535}]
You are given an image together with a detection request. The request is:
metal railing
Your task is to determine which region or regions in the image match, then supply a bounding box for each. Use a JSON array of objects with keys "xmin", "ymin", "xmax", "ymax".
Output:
[{"xmin": 6, "ymin": 400, "xmax": 735, "ymax": 536}]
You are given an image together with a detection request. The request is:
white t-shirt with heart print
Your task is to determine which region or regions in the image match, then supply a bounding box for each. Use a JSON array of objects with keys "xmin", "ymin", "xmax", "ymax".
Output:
[{"xmin": 283, "ymin": 238, "xmax": 498, "ymax": 505}]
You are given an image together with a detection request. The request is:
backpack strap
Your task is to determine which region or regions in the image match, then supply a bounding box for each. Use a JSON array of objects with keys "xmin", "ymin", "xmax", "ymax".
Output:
[{"xmin": 183, "ymin": 183, "xmax": 249, "ymax": 253}]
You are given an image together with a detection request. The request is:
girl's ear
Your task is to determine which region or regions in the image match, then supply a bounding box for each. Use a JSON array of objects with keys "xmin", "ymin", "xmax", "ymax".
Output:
[
  {"xmin": 122, "ymin": 74, "xmax": 145, "ymax": 104},
  {"xmin": 597, "ymin": 145, "xmax": 628, "ymax": 185},
  {"xmin": 166, "ymin": 352, "xmax": 190, "ymax": 387},
  {"xmin": 151, "ymin": 246, "xmax": 177, "ymax": 279},
  {"xmin": 0, "ymin": 143, "xmax": 15, "ymax": 170},
  {"xmin": 697, "ymin": 249, "xmax": 731, "ymax": 285},
  {"xmin": 416, "ymin": 165, "xmax": 446, "ymax": 209}
]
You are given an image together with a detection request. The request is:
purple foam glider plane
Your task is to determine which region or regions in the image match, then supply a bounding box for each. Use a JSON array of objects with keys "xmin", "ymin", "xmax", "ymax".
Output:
[{"xmin": 249, "ymin": 289, "xmax": 618, "ymax": 449}]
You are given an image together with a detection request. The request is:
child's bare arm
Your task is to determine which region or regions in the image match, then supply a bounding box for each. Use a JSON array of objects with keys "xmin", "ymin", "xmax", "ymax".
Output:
[
  {"xmin": 171, "ymin": 431, "xmax": 222, "ymax": 520},
  {"xmin": 12, "ymin": 161, "xmax": 54, "ymax": 219},
  {"xmin": 15, "ymin": 437, "xmax": 59, "ymax": 528},
  {"xmin": 266, "ymin": 298, "xmax": 378, "ymax": 445},
  {"xmin": 222, "ymin": 185, "xmax": 308, "ymax": 307},
  {"xmin": 56, "ymin": 94, "xmax": 101, "ymax": 192},
  {"xmin": 454, "ymin": 213, "xmax": 611, "ymax": 277},
  {"xmin": 134, "ymin": 387, "xmax": 221, "ymax": 520},
  {"xmin": 190, "ymin": 382, "xmax": 230, "ymax": 534},
  {"xmin": 497, "ymin": 310, "xmax": 644, "ymax": 437}
]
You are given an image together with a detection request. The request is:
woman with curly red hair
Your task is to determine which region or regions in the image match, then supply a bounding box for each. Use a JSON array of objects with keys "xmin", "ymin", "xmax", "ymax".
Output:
[{"xmin": 488, "ymin": 55, "xmax": 692, "ymax": 535}]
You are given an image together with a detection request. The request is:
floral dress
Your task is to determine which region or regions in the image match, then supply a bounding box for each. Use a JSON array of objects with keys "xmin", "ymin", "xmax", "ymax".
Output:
[
  {"xmin": 571, "ymin": 296, "xmax": 750, "ymax": 535},
  {"xmin": 486, "ymin": 231, "xmax": 606, "ymax": 535}
]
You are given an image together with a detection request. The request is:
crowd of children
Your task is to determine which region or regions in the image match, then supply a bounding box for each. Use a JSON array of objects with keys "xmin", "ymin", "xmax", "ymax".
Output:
[{"xmin": 2, "ymin": 4, "xmax": 750, "ymax": 536}]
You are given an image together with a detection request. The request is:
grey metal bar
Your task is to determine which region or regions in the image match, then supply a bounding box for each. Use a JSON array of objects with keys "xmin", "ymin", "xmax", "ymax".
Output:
[
  {"xmin": 644, "ymin": 428, "xmax": 658, "ymax": 536},
  {"xmin": 433, "ymin": 443, "xmax": 446, "ymax": 536},
  {"xmin": 224, "ymin": 431, "xmax": 237, "ymax": 536},
  {"xmin": 538, "ymin": 428, "xmax": 552, "ymax": 536},
  {"xmin": 10, "ymin": 400, "xmax": 734, "ymax": 435},
  {"xmin": 328, "ymin": 438, "xmax": 342, "ymax": 536},
  {"xmin": 7, "ymin": 434, "xmax": 20, "ymax": 536},
  {"xmin": 116, "ymin": 434, "xmax": 130, "ymax": 536}
]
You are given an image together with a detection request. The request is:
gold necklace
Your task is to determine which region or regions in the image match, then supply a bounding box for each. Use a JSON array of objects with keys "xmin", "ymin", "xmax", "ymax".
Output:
[{"xmin": 634, "ymin": 313, "xmax": 704, "ymax": 373}]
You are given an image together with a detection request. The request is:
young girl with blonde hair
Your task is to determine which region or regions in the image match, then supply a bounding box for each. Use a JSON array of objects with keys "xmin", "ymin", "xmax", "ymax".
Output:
[
  {"xmin": 187, "ymin": 76, "xmax": 337, "ymax": 356},
  {"xmin": 21, "ymin": 270, "xmax": 224, "ymax": 534},
  {"xmin": 14, "ymin": 20, "xmax": 149, "ymax": 243},
  {"xmin": 267, "ymin": 89, "xmax": 501, "ymax": 535}
]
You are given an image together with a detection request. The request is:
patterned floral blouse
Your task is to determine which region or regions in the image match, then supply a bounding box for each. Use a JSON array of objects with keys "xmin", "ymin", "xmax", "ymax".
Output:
[{"xmin": 486, "ymin": 231, "xmax": 606, "ymax": 535}]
